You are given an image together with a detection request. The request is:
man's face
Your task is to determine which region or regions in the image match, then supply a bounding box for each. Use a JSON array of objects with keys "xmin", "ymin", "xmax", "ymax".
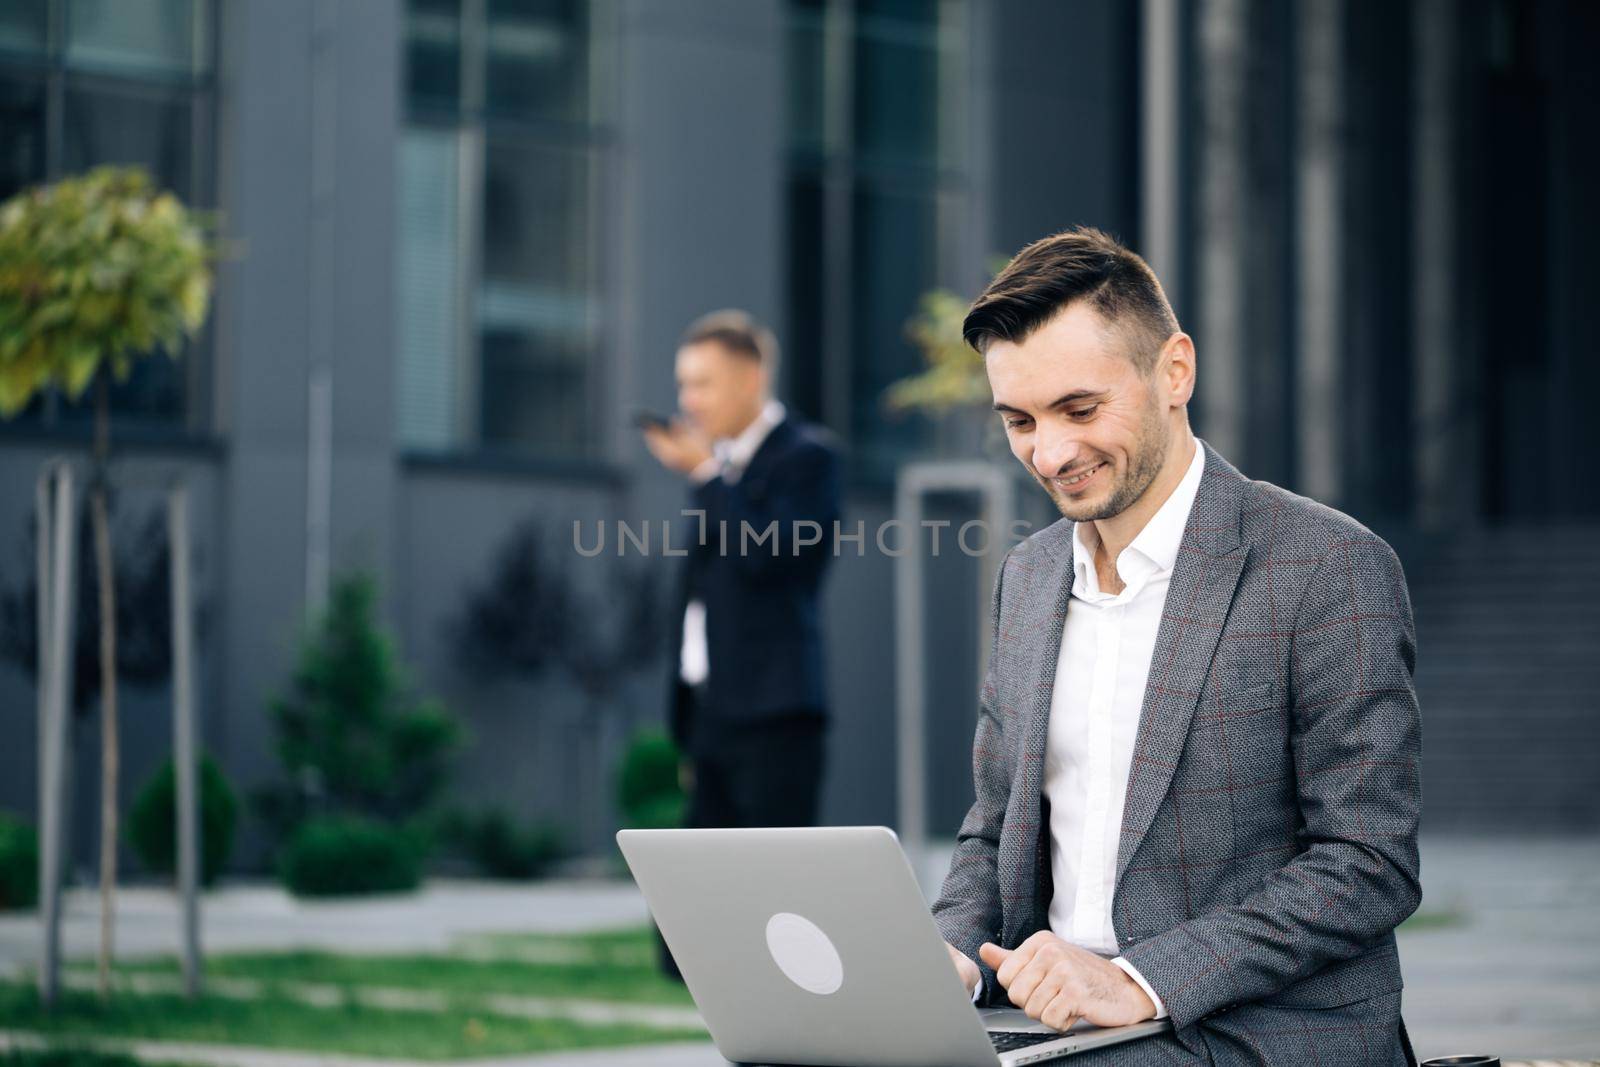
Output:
[
  {"xmin": 675, "ymin": 341, "xmax": 766, "ymax": 440},
  {"xmin": 986, "ymin": 303, "xmax": 1178, "ymax": 522}
]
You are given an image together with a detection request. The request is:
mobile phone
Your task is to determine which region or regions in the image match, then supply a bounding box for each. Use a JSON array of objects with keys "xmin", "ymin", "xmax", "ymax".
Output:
[{"xmin": 632, "ymin": 408, "xmax": 673, "ymax": 432}]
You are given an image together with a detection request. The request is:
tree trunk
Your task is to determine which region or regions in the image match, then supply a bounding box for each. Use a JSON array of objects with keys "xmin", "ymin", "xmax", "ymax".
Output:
[{"xmin": 91, "ymin": 369, "xmax": 118, "ymax": 1001}]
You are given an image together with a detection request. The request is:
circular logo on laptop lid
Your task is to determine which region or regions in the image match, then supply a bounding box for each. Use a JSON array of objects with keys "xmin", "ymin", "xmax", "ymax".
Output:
[{"xmin": 765, "ymin": 912, "xmax": 844, "ymax": 995}]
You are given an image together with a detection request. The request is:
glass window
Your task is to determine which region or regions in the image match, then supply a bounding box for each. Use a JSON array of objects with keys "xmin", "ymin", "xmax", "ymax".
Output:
[
  {"xmin": 481, "ymin": 137, "xmax": 593, "ymax": 297},
  {"xmin": 477, "ymin": 137, "xmax": 595, "ymax": 454},
  {"xmin": 479, "ymin": 317, "xmax": 590, "ymax": 452},
  {"xmin": 785, "ymin": 0, "xmax": 966, "ymax": 480},
  {"xmin": 65, "ymin": 0, "xmax": 210, "ymax": 80},
  {"xmin": 785, "ymin": 174, "xmax": 827, "ymax": 424},
  {"xmin": 852, "ymin": 2, "xmax": 942, "ymax": 166},
  {"xmin": 787, "ymin": 0, "xmax": 829, "ymax": 159},
  {"xmin": 59, "ymin": 83, "xmax": 195, "ymax": 426},
  {"xmin": 0, "ymin": 2, "xmax": 49, "ymax": 57},
  {"xmin": 62, "ymin": 85, "xmax": 197, "ymax": 199},
  {"xmin": 850, "ymin": 182, "xmax": 938, "ymax": 473},
  {"xmin": 0, "ymin": 0, "xmax": 216, "ymax": 434},
  {"xmin": 0, "ymin": 72, "xmax": 50, "ymax": 424},
  {"xmin": 0, "ymin": 75, "xmax": 48, "ymax": 200},
  {"xmin": 397, "ymin": 0, "xmax": 605, "ymax": 460},
  {"xmin": 485, "ymin": 0, "xmax": 588, "ymax": 124},
  {"xmin": 397, "ymin": 128, "xmax": 465, "ymax": 451},
  {"xmin": 406, "ymin": 0, "xmax": 461, "ymax": 115}
]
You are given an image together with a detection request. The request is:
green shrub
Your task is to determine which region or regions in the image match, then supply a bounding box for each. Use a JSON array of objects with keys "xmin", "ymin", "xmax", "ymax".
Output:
[
  {"xmin": 278, "ymin": 816, "xmax": 422, "ymax": 897},
  {"xmin": 616, "ymin": 731, "xmax": 685, "ymax": 830},
  {"xmin": 262, "ymin": 574, "xmax": 462, "ymax": 838},
  {"xmin": 0, "ymin": 810, "xmax": 39, "ymax": 910},
  {"xmin": 443, "ymin": 808, "xmax": 568, "ymax": 879},
  {"xmin": 126, "ymin": 754, "xmax": 238, "ymax": 886},
  {"xmin": 627, "ymin": 793, "xmax": 686, "ymax": 831}
]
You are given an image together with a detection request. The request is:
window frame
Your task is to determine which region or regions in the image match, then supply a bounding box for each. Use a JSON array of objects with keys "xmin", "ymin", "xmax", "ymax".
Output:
[
  {"xmin": 396, "ymin": 0, "xmax": 616, "ymax": 468},
  {"xmin": 784, "ymin": 0, "xmax": 973, "ymax": 486},
  {"xmin": 0, "ymin": 0, "xmax": 219, "ymax": 443}
]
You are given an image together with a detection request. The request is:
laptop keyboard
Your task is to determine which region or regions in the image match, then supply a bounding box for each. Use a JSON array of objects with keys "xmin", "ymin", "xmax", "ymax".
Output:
[{"xmin": 989, "ymin": 1030, "xmax": 1065, "ymax": 1053}]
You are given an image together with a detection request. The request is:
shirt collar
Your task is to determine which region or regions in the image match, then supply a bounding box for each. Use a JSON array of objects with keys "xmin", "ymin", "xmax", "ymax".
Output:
[
  {"xmin": 718, "ymin": 399, "xmax": 786, "ymax": 473},
  {"xmin": 1071, "ymin": 437, "xmax": 1206, "ymax": 596}
]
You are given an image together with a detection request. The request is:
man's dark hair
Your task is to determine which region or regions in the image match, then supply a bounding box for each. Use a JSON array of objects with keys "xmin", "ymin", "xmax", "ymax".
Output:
[
  {"xmin": 680, "ymin": 309, "xmax": 780, "ymax": 373},
  {"xmin": 962, "ymin": 227, "xmax": 1179, "ymax": 373}
]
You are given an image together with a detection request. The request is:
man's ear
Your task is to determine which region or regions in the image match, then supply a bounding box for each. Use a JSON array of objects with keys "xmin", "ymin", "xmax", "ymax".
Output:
[
  {"xmin": 738, "ymin": 356, "xmax": 768, "ymax": 398},
  {"xmin": 1158, "ymin": 332, "xmax": 1196, "ymax": 409}
]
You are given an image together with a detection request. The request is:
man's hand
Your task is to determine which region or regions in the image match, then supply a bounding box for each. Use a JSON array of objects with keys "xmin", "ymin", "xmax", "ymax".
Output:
[
  {"xmin": 642, "ymin": 419, "xmax": 714, "ymax": 476},
  {"xmin": 979, "ymin": 932, "xmax": 1157, "ymax": 1032},
  {"xmin": 945, "ymin": 941, "xmax": 980, "ymax": 993}
]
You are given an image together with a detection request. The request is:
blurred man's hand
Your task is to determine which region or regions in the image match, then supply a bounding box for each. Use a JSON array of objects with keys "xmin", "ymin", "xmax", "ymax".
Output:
[
  {"xmin": 946, "ymin": 941, "xmax": 981, "ymax": 993},
  {"xmin": 642, "ymin": 419, "xmax": 714, "ymax": 476},
  {"xmin": 979, "ymin": 932, "xmax": 1156, "ymax": 1032}
]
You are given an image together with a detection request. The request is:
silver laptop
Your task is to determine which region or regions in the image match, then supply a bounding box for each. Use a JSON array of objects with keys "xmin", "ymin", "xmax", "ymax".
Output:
[{"xmin": 616, "ymin": 826, "xmax": 1171, "ymax": 1066}]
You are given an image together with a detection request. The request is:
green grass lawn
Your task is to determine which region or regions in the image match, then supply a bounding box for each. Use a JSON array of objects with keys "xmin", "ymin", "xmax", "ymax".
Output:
[
  {"xmin": 8, "ymin": 926, "xmax": 706, "ymax": 1059},
  {"xmin": 81, "ymin": 926, "xmax": 695, "ymax": 1006},
  {"xmin": 0, "ymin": 984, "xmax": 705, "ymax": 1060}
]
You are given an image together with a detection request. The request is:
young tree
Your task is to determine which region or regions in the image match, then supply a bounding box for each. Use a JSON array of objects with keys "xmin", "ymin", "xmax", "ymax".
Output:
[
  {"xmin": 0, "ymin": 166, "xmax": 217, "ymax": 999},
  {"xmin": 267, "ymin": 572, "xmax": 461, "ymax": 826}
]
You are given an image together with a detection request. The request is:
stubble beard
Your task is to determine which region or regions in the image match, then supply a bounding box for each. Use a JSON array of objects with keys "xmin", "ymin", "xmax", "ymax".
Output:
[{"xmin": 1038, "ymin": 400, "xmax": 1172, "ymax": 522}]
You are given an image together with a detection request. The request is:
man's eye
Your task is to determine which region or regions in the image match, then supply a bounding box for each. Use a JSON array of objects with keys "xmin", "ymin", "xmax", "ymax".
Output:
[
  {"xmin": 1005, "ymin": 417, "xmax": 1031, "ymax": 429},
  {"xmin": 1068, "ymin": 406, "xmax": 1099, "ymax": 420}
]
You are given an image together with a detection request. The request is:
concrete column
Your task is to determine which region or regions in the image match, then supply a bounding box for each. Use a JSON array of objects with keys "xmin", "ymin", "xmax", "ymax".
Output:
[
  {"xmin": 1412, "ymin": 0, "xmax": 1465, "ymax": 526},
  {"xmin": 1142, "ymin": 0, "xmax": 1183, "ymax": 302},
  {"xmin": 614, "ymin": 0, "xmax": 785, "ymax": 521},
  {"xmin": 984, "ymin": 0, "xmax": 1140, "ymax": 257},
  {"xmin": 1295, "ymin": 0, "xmax": 1344, "ymax": 506},
  {"xmin": 215, "ymin": 0, "xmax": 402, "ymax": 849},
  {"xmin": 1195, "ymin": 0, "xmax": 1247, "ymax": 461}
]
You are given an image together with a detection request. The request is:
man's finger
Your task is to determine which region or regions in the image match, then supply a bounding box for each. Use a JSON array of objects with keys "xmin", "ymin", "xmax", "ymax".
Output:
[
  {"xmin": 642, "ymin": 430, "xmax": 672, "ymax": 460},
  {"xmin": 666, "ymin": 417, "xmax": 702, "ymax": 444},
  {"xmin": 1023, "ymin": 971, "xmax": 1065, "ymax": 1021},
  {"xmin": 977, "ymin": 942, "xmax": 1009, "ymax": 971},
  {"xmin": 1007, "ymin": 953, "xmax": 1056, "ymax": 1010},
  {"xmin": 1041, "ymin": 1000, "xmax": 1079, "ymax": 1034},
  {"xmin": 1021, "ymin": 930, "xmax": 1057, "ymax": 950},
  {"xmin": 992, "ymin": 941, "xmax": 1035, "ymax": 990},
  {"xmin": 1006, "ymin": 966, "xmax": 1037, "ymax": 1009}
]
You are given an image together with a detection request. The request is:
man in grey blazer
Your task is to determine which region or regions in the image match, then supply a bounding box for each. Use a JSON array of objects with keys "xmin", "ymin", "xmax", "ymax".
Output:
[{"xmin": 933, "ymin": 228, "xmax": 1421, "ymax": 1065}]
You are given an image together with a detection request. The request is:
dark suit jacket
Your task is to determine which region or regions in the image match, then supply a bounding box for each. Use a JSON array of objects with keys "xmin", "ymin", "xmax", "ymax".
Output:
[
  {"xmin": 932, "ymin": 442, "xmax": 1423, "ymax": 1066},
  {"xmin": 666, "ymin": 415, "xmax": 842, "ymax": 751}
]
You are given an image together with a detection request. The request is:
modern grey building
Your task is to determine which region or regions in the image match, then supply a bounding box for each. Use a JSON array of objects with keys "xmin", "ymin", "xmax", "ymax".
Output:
[{"xmin": 2, "ymin": 0, "xmax": 1596, "ymax": 878}]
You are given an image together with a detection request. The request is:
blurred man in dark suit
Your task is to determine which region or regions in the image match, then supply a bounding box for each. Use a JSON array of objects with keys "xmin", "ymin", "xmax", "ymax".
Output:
[{"xmin": 642, "ymin": 310, "xmax": 842, "ymax": 838}]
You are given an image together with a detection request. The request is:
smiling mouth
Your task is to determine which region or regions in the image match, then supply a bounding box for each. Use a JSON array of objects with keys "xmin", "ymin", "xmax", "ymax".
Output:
[{"xmin": 1050, "ymin": 462, "xmax": 1106, "ymax": 490}]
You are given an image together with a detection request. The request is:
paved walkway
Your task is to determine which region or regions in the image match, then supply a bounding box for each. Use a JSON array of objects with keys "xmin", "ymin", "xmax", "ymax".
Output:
[
  {"xmin": 1395, "ymin": 835, "xmax": 1600, "ymax": 1061},
  {"xmin": 1, "ymin": 836, "xmax": 1595, "ymax": 1064},
  {"xmin": 55, "ymin": 970, "xmax": 705, "ymax": 1030},
  {"xmin": 0, "ymin": 1031, "xmax": 724, "ymax": 1067},
  {"xmin": 0, "ymin": 878, "xmax": 651, "ymax": 972}
]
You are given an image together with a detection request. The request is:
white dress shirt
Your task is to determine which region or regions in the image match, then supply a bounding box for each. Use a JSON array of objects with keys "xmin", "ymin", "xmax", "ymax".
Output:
[
  {"xmin": 678, "ymin": 400, "xmax": 787, "ymax": 686},
  {"xmin": 1039, "ymin": 436, "xmax": 1205, "ymax": 1019}
]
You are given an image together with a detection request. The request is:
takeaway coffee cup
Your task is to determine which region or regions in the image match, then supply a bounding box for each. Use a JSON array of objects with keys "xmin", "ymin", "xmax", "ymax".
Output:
[{"xmin": 1420, "ymin": 1057, "xmax": 1500, "ymax": 1066}]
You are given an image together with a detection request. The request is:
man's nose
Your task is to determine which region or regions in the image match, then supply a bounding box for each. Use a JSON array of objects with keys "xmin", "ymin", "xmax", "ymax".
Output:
[{"xmin": 1031, "ymin": 421, "xmax": 1084, "ymax": 479}]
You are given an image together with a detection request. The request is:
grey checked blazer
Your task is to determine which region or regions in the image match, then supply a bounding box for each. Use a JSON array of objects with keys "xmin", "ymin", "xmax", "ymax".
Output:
[{"xmin": 932, "ymin": 442, "xmax": 1422, "ymax": 1066}]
